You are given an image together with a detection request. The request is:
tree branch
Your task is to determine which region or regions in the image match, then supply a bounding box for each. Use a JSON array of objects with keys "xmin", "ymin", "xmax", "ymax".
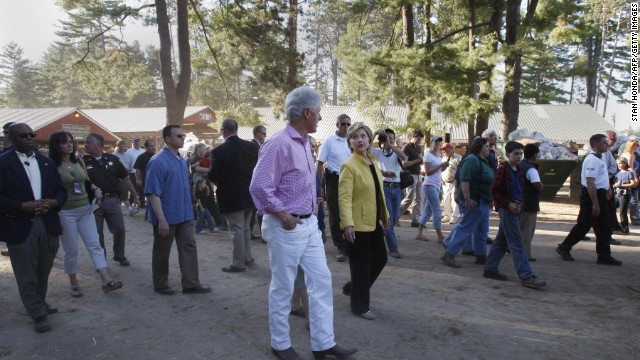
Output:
[
  {"xmin": 189, "ymin": 0, "xmax": 237, "ymax": 104},
  {"xmin": 429, "ymin": 21, "xmax": 492, "ymax": 46}
]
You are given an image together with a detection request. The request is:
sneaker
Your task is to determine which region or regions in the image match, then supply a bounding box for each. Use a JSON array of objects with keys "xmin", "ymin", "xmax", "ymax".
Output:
[
  {"xmin": 555, "ymin": 245, "xmax": 574, "ymax": 261},
  {"xmin": 389, "ymin": 251, "xmax": 402, "ymax": 259},
  {"xmin": 597, "ymin": 256, "xmax": 623, "ymax": 266},
  {"xmin": 209, "ymin": 228, "xmax": 218, "ymax": 233},
  {"xmin": 449, "ymin": 218, "xmax": 460, "ymax": 224},
  {"xmin": 441, "ymin": 216, "xmax": 451, "ymax": 223},
  {"xmin": 610, "ymin": 238, "xmax": 622, "ymax": 245},
  {"xmin": 483, "ymin": 270, "xmax": 508, "ymax": 281},
  {"xmin": 521, "ymin": 276, "xmax": 546, "ymax": 289},
  {"xmin": 129, "ymin": 208, "xmax": 139, "ymax": 216},
  {"xmin": 196, "ymin": 230, "xmax": 206, "ymax": 234},
  {"xmin": 336, "ymin": 252, "xmax": 346, "ymax": 262}
]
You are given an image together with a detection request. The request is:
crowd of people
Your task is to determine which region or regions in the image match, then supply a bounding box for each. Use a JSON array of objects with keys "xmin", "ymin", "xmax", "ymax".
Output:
[{"xmin": 0, "ymin": 86, "xmax": 631, "ymax": 360}]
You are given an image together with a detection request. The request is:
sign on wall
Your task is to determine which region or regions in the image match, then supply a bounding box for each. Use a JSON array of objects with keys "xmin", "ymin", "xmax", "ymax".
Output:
[{"xmin": 62, "ymin": 124, "xmax": 91, "ymax": 140}]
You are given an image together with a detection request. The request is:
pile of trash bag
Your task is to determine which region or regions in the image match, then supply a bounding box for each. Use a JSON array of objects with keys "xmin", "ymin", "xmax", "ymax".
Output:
[{"xmin": 508, "ymin": 129, "xmax": 579, "ymax": 161}]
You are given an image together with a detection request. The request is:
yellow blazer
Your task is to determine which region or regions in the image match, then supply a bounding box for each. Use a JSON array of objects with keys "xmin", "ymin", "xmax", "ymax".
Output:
[{"xmin": 339, "ymin": 152, "xmax": 389, "ymax": 232}]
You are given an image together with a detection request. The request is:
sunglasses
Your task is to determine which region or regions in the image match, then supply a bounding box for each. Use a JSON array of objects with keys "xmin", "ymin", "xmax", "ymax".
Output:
[
  {"xmin": 17, "ymin": 133, "xmax": 37, "ymax": 139},
  {"xmin": 339, "ymin": 123, "xmax": 351, "ymax": 127}
]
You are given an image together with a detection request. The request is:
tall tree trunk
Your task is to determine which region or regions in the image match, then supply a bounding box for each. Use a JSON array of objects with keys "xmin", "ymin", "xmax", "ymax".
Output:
[
  {"xmin": 603, "ymin": 7, "xmax": 623, "ymax": 118},
  {"xmin": 585, "ymin": 33, "xmax": 601, "ymax": 106},
  {"xmin": 467, "ymin": 0, "xmax": 477, "ymax": 142},
  {"xmin": 331, "ymin": 58, "xmax": 338, "ymax": 105},
  {"xmin": 287, "ymin": 0, "xmax": 299, "ymax": 91},
  {"xmin": 156, "ymin": 0, "xmax": 191, "ymax": 126},
  {"xmin": 501, "ymin": 0, "xmax": 537, "ymax": 139},
  {"xmin": 402, "ymin": 1, "xmax": 416, "ymax": 127}
]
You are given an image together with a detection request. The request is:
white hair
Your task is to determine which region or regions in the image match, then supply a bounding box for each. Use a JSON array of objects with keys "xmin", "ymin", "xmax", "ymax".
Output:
[
  {"xmin": 481, "ymin": 129, "xmax": 497, "ymax": 139},
  {"xmin": 285, "ymin": 86, "xmax": 322, "ymax": 121}
]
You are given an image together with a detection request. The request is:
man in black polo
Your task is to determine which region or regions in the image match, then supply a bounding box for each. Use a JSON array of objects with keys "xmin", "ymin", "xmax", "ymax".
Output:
[
  {"xmin": 399, "ymin": 129, "xmax": 424, "ymax": 227},
  {"xmin": 134, "ymin": 139, "xmax": 156, "ymax": 220},
  {"xmin": 83, "ymin": 134, "xmax": 140, "ymax": 266}
]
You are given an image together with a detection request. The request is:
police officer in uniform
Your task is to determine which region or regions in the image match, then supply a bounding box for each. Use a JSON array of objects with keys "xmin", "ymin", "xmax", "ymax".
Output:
[
  {"xmin": 556, "ymin": 134, "xmax": 623, "ymax": 266},
  {"xmin": 83, "ymin": 134, "xmax": 140, "ymax": 266}
]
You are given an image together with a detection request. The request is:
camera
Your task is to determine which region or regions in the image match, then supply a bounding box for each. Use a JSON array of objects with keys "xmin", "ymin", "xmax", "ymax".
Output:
[{"xmin": 378, "ymin": 133, "xmax": 387, "ymax": 143}]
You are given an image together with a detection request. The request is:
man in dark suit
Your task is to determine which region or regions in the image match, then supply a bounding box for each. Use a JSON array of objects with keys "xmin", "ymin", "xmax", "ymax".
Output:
[
  {"xmin": 0, "ymin": 123, "xmax": 67, "ymax": 332},
  {"xmin": 250, "ymin": 125, "xmax": 267, "ymax": 240},
  {"xmin": 209, "ymin": 119, "xmax": 259, "ymax": 273}
]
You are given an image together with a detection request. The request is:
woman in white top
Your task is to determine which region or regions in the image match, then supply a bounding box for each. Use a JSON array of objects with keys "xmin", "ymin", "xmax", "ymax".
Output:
[{"xmin": 416, "ymin": 137, "xmax": 448, "ymax": 243}]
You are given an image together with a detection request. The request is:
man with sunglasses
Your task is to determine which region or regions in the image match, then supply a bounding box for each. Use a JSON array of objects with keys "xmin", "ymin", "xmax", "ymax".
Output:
[
  {"xmin": 145, "ymin": 125, "xmax": 211, "ymax": 295},
  {"xmin": 0, "ymin": 123, "xmax": 67, "ymax": 332},
  {"xmin": 317, "ymin": 114, "xmax": 352, "ymax": 262},
  {"xmin": 83, "ymin": 133, "xmax": 140, "ymax": 267}
]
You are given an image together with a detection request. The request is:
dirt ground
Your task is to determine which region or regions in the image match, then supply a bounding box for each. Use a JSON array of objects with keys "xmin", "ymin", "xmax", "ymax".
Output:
[{"xmin": 1, "ymin": 191, "xmax": 639, "ymax": 360}]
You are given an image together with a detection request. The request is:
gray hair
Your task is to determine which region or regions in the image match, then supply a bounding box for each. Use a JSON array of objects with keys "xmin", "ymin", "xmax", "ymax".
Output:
[
  {"xmin": 481, "ymin": 129, "xmax": 497, "ymax": 139},
  {"xmin": 285, "ymin": 86, "xmax": 322, "ymax": 121}
]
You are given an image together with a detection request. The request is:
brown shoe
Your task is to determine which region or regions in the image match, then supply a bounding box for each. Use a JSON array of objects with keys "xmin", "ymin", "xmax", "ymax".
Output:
[{"xmin": 440, "ymin": 253, "xmax": 461, "ymax": 268}]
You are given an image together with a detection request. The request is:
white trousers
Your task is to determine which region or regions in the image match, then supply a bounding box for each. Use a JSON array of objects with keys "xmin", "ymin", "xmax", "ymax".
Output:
[
  {"xmin": 262, "ymin": 214, "xmax": 335, "ymax": 351},
  {"xmin": 441, "ymin": 182, "xmax": 460, "ymax": 222},
  {"xmin": 59, "ymin": 203, "xmax": 108, "ymax": 274}
]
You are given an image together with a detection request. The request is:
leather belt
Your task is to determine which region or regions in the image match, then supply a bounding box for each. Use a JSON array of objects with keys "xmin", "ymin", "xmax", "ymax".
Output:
[
  {"xmin": 383, "ymin": 182, "xmax": 401, "ymax": 188},
  {"xmin": 291, "ymin": 214, "xmax": 312, "ymax": 219}
]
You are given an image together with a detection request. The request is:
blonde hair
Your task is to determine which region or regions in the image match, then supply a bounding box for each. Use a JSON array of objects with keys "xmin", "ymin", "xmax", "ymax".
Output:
[
  {"xmin": 624, "ymin": 140, "xmax": 639, "ymax": 154},
  {"xmin": 346, "ymin": 122, "xmax": 373, "ymax": 152}
]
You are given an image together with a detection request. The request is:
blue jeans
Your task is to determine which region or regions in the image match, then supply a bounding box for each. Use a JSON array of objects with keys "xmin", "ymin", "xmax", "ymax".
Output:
[
  {"xmin": 444, "ymin": 200, "xmax": 491, "ymax": 256},
  {"xmin": 485, "ymin": 208, "xmax": 535, "ymax": 280},
  {"xmin": 419, "ymin": 185, "xmax": 441, "ymax": 229},
  {"xmin": 196, "ymin": 208, "xmax": 216, "ymax": 232},
  {"xmin": 383, "ymin": 185, "xmax": 402, "ymax": 252}
]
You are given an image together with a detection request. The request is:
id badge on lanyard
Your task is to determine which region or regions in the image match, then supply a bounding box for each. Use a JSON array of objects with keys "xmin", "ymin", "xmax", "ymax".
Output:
[{"xmin": 73, "ymin": 181, "xmax": 83, "ymax": 194}]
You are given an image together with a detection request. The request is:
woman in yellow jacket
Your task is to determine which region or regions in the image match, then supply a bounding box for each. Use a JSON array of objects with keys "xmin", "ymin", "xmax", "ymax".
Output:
[{"xmin": 339, "ymin": 122, "xmax": 390, "ymax": 320}]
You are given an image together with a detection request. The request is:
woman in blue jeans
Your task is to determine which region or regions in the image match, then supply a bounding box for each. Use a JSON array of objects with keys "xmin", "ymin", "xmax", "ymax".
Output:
[
  {"xmin": 416, "ymin": 136, "xmax": 448, "ymax": 243},
  {"xmin": 440, "ymin": 138, "xmax": 494, "ymax": 268},
  {"xmin": 193, "ymin": 178, "xmax": 218, "ymax": 234}
]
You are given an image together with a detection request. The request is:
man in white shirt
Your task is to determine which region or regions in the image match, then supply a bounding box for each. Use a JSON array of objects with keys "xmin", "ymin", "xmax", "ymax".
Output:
[
  {"xmin": 317, "ymin": 114, "xmax": 352, "ymax": 262},
  {"xmin": 126, "ymin": 137, "xmax": 146, "ymax": 209},
  {"xmin": 113, "ymin": 140, "xmax": 136, "ymax": 215},
  {"xmin": 556, "ymin": 134, "xmax": 622, "ymax": 266},
  {"xmin": 371, "ymin": 129, "xmax": 407, "ymax": 258}
]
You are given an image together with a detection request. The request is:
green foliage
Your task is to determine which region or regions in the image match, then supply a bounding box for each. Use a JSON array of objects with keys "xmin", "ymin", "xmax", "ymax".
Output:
[{"xmin": 216, "ymin": 104, "xmax": 261, "ymax": 127}]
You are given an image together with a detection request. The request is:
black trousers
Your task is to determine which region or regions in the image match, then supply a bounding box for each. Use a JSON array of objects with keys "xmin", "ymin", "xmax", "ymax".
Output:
[
  {"xmin": 608, "ymin": 177, "xmax": 622, "ymax": 231},
  {"xmin": 324, "ymin": 172, "xmax": 345, "ymax": 252},
  {"xmin": 344, "ymin": 225, "xmax": 387, "ymax": 314},
  {"xmin": 616, "ymin": 193, "xmax": 630, "ymax": 228},
  {"xmin": 7, "ymin": 217, "xmax": 59, "ymax": 320},
  {"xmin": 560, "ymin": 188, "xmax": 612, "ymax": 257}
]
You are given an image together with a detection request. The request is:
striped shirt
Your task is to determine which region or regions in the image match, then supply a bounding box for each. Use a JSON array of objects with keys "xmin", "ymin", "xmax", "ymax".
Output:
[{"xmin": 250, "ymin": 124, "xmax": 316, "ymax": 215}]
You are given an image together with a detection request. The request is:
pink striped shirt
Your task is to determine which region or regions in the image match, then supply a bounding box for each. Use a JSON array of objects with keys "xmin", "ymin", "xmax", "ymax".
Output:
[{"xmin": 250, "ymin": 124, "xmax": 316, "ymax": 215}]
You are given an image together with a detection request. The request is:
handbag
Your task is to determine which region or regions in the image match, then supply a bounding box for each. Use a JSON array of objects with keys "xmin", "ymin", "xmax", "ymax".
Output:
[{"xmin": 399, "ymin": 172, "xmax": 414, "ymax": 189}]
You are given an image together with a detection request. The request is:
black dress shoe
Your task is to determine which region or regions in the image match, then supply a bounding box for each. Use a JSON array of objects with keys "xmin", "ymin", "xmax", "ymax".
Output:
[
  {"xmin": 34, "ymin": 316, "xmax": 50, "ymax": 333},
  {"xmin": 113, "ymin": 256, "xmax": 130, "ymax": 266},
  {"xmin": 272, "ymin": 347, "xmax": 302, "ymax": 360},
  {"xmin": 597, "ymin": 256, "xmax": 623, "ymax": 266},
  {"xmin": 555, "ymin": 245, "xmax": 574, "ymax": 261},
  {"xmin": 44, "ymin": 303, "xmax": 58, "ymax": 314},
  {"xmin": 154, "ymin": 287, "xmax": 176, "ymax": 295},
  {"xmin": 222, "ymin": 266, "xmax": 246, "ymax": 273},
  {"xmin": 610, "ymin": 238, "xmax": 622, "ymax": 245},
  {"xmin": 410, "ymin": 221, "xmax": 420, "ymax": 228},
  {"xmin": 312, "ymin": 344, "xmax": 358, "ymax": 359},
  {"xmin": 182, "ymin": 285, "xmax": 212, "ymax": 294}
]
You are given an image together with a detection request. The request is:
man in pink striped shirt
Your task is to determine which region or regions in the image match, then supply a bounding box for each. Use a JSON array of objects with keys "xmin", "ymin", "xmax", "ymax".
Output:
[{"xmin": 250, "ymin": 86, "xmax": 357, "ymax": 360}]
